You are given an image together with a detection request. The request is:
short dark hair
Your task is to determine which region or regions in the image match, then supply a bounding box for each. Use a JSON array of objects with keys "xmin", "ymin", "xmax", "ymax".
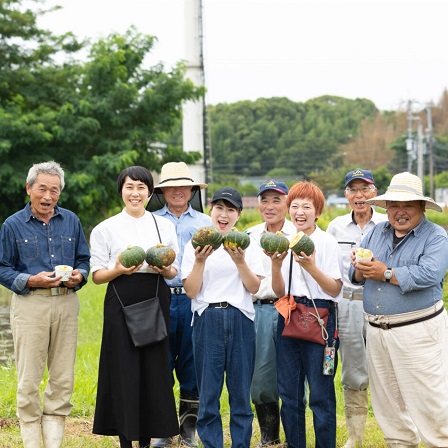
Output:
[{"xmin": 117, "ymin": 166, "xmax": 154, "ymax": 195}]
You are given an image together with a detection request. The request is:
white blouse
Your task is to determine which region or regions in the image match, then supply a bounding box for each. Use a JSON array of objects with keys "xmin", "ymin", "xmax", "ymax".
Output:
[
  {"xmin": 90, "ymin": 209, "xmax": 179, "ymax": 274},
  {"xmin": 181, "ymin": 240, "xmax": 265, "ymax": 321},
  {"xmin": 281, "ymin": 226, "xmax": 343, "ymax": 302}
]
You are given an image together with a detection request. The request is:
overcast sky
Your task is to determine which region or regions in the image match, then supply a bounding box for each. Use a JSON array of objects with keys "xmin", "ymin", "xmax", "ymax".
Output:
[{"xmin": 39, "ymin": 0, "xmax": 448, "ymax": 111}]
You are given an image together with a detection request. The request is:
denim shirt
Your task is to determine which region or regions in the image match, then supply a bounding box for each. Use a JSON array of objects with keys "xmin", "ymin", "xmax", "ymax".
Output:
[
  {"xmin": 349, "ymin": 216, "xmax": 448, "ymax": 315},
  {"xmin": 0, "ymin": 203, "xmax": 91, "ymax": 294},
  {"xmin": 153, "ymin": 204, "xmax": 212, "ymax": 287}
]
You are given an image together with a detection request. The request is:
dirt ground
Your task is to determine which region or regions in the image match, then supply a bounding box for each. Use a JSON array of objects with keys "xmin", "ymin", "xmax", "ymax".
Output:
[{"xmin": 0, "ymin": 417, "xmax": 121, "ymax": 446}]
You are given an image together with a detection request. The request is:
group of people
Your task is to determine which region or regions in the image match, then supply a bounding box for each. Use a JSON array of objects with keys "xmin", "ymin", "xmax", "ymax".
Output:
[{"xmin": 0, "ymin": 160, "xmax": 447, "ymax": 448}]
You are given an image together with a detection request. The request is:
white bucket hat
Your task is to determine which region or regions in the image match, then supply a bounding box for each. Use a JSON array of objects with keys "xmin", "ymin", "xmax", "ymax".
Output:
[
  {"xmin": 366, "ymin": 171, "xmax": 442, "ymax": 212},
  {"xmin": 154, "ymin": 162, "xmax": 207, "ymax": 189}
]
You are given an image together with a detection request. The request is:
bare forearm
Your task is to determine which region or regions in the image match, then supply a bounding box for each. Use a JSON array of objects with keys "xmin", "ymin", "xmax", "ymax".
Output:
[
  {"xmin": 272, "ymin": 267, "xmax": 286, "ymax": 298},
  {"xmin": 159, "ymin": 266, "xmax": 177, "ymax": 280},
  {"xmin": 92, "ymin": 268, "xmax": 121, "ymax": 285},
  {"xmin": 318, "ymin": 275, "xmax": 342, "ymax": 297},
  {"xmin": 236, "ymin": 262, "xmax": 261, "ymax": 294},
  {"xmin": 306, "ymin": 266, "xmax": 342, "ymax": 297},
  {"xmin": 183, "ymin": 261, "xmax": 206, "ymax": 299}
]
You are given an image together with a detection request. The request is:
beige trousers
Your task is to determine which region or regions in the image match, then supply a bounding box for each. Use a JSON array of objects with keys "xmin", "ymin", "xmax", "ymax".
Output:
[
  {"xmin": 366, "ymin": 302, "xmax": 448, "ymax": 448},
  {"xmin": 10, "ymin": 292, "xmax": 79, "ymax": 422}
]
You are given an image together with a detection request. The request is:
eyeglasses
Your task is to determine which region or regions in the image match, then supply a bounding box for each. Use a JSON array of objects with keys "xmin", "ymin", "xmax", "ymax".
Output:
[{"xmin": 345, "ymin": 186, "xmax": 375, "ymax": 195}]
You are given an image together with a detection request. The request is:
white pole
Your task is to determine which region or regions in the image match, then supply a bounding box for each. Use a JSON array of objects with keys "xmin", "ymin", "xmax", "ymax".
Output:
[{"xmin": 183, "ymin": 0, "xmax": 207, "ymax": 188}]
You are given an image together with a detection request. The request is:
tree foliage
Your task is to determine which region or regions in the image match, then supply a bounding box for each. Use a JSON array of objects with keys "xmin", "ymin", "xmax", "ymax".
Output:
[
  {"xmin": 208, "ymin": 95, "xmax": 378, "ymax": 183},
  {"xmin": 342, "ymin": 113, "xmax": 403, "ymax": 170},
  {"xmin": 0, "ymin": 0, "xmax": 204, "ymax": 231},
  {"xmin": 207, "ymin": 93, "xmax": 448, "ymax": 195}
]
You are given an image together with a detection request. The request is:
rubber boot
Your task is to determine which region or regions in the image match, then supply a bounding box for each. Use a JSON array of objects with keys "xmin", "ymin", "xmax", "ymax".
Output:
[
  {"xmin": 119, "ymin": 434, "xmax": 133, "ymax": 448},
  {"xmin": 387, "ymin": 445, "xmax": 419, "ymax": 448},
  {"xmin": 179, "ymin": 391, "xmax": 199, "ymax": 447},
  {"xmin": 41, "ymin": 415, "xmax": 65, "ymax": 448},
  {"xmin": 151, "ymin": 438, "xmax": 173, "ymax": 447},
  {"xmin": 343, "ymin": 389, "xmax": 368, "ymax": 448},
  {"xmin": 119, "ymin": 435, "xmax": 151, "ymax": 448},
  {"xmin": 19, "ymin": 420, "xmax": 41, "ymax": 448},
  {"xmin": 255, "ymin": 402, "xmax": 281, "ymax": 446},
  {"xmin": 139, "ymin": 436, "xmax": 151, "ymax": 448}
]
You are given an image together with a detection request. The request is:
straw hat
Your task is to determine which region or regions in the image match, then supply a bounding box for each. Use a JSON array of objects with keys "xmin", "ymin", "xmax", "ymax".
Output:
[
  {"xmin": 366, "ymin": 172, "xmax": 442, "ymax": 212},
  {"xmin": 154, "ymin": 162, "xmax": 207, "ymax": 189}
]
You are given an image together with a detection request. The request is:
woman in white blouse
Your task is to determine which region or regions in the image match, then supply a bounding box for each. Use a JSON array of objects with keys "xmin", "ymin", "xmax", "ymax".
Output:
[
  {"xmin": 271, "ymin": 181, "xmax": 343, "ymax": 448},
  {"xmin": 90, "ymin": 166, "xmax": 180, "ymax": 448}
]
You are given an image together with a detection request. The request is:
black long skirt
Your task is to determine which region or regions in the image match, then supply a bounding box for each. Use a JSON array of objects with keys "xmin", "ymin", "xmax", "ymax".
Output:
[{"xmin": 92, "ymin": 274, "xmax": 179, "ymax": 440}]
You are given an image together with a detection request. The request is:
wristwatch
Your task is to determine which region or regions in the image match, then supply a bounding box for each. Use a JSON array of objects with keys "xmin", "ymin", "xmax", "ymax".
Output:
[{"xmin": 384, "ymin": 268, "xmax": 393, "ymax": 282}]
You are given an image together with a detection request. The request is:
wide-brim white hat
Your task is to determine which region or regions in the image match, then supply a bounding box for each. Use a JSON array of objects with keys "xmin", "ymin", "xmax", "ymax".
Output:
[
  {"xmin": 154, "ymin": 162, "xmax": 207, "ymax": 189},
  {"xmin": 366, "ymin": 172, "xmax": 442, "ymax": 212}
]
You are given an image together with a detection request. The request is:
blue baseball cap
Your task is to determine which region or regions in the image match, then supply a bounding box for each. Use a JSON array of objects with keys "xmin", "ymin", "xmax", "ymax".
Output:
[
  {"xmin": 257, "ymin": 179, "xmax": 289, "ymax": 196},
  {"xmin": 344, "ymin": 168, "xmax": 375, "ymax": 187}
]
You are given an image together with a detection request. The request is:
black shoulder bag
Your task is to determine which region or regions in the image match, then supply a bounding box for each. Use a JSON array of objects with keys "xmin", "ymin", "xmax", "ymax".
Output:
[{"xmin": 112, "ymin": 213, "xmax": 168, "ymax": 348}]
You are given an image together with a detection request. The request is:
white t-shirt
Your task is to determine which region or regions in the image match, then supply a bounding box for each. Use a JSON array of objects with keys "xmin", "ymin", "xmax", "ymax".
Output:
[
  {"xmin": 90, "ymin": 209, "xmax": 179, "ymax": 274},
  {"xmin": 181, "ymin": 240, "xmax": 265, "ymax": 321},
  {"xmin": 281, "ymin": 226, "xmax": 344, "ymax": 303}
]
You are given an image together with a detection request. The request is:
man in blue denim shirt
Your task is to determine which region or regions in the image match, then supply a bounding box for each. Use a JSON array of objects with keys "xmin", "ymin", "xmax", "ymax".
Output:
[
  {"xmin": 349, "ymin": 172, "xmax": 448, "ymax": 447},
  {"xmin": 0, "ymin": 161, "xmax": 90, "ymax": 448},
  {"xmin": 150, "ymin": 162, "xmax": 211, "ymax": 448}
]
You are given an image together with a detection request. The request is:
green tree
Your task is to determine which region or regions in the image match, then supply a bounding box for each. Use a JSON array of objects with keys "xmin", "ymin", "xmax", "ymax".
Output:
[
  {"xmin": 208, "ymin": 96, "xmax": 378, "ymax": 182},
  {"xmin": 371, "ymin": 166, "xmax": 392, "ymax": 194},
  {"xmin": 0, "ymin": 1, "xmax": 204, "ymax": 232},
  {"xmin": 0, "ymin": 0, "xmax": 84, "ymax": 213}
]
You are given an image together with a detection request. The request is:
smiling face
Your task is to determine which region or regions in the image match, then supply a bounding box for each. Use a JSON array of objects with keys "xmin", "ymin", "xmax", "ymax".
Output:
[
  {"xmin": 121, "ymin": 176, "xmax": 150, "ymax": 217},
  {"xmin": 386, "ymin": 200, "xmax": 425, "ymax": 237},
  {"xmin": 210, "ymin": 200, "xmax": 241, "ymax": 235},
  {"xmin": 161, "ymin": 185, "xmax": 192, "ymax": 215},
  {"xmin": 259, "ymin": 191, "xmax": 288, "ymax": 232},
  {"xmin": 289, "ymin": 198, "xmax": 318, "ymax": 235},
  {"xmin": 26, "ymin": 173, "xmax": 61, "ymax": 219},
  {"xmin": 345, "ymin": 179, "xmax": 377, "ymax": 214}
]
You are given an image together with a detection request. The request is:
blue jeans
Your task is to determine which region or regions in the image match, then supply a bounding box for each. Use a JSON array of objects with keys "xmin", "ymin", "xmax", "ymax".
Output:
[
  {"xmin": 250, "ymin": 302, "xmax": 279, "ymax": 404},
  {"xmin": 276, "ymin": 298, "xmax": 339, "ymax": 448},
  {"xmin": 192, "ymin": 306, "xmax": 255, "ymax": 448},
  {"xmin": 168, "ymin": 293, "xmax": 198, "ymax": 397}
]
